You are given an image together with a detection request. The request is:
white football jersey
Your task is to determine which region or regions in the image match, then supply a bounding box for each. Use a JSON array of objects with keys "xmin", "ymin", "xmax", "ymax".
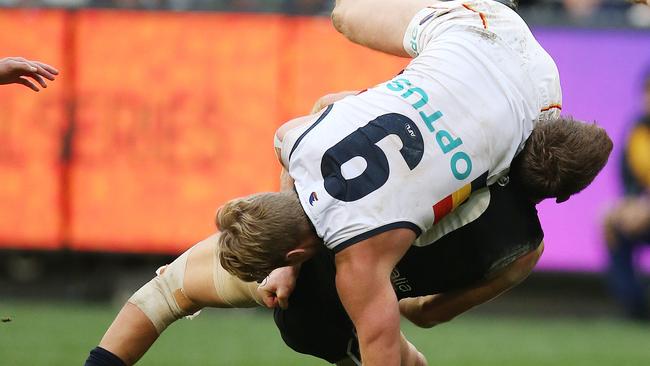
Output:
[{"xmin": 281, "ymin": 0, "xmax": 561, "ymax": 252}]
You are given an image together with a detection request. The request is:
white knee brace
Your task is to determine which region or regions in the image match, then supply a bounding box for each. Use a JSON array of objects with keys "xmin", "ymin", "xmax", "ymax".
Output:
[{"xmin": 129, "ymin": 250, "xmax": 201, "ymax": 334}]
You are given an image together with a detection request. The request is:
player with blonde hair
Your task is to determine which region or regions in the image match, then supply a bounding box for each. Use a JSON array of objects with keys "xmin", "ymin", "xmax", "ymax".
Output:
[
  {"xmin": 85, "ymin": 158, "xmax": 550, "ymax": 366},
  {"xmin": 85, "ymin": 1, "xmax": 614, "ymax": 365},
  {"xmin": 217, "ymin": 1, "xmax": 612, "ymax": 364}
]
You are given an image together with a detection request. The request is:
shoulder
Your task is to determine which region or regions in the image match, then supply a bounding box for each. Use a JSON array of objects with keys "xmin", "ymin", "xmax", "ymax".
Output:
[
  {"xmin": 275, "ymin": 108, "xmax": 333, "ymax": 167},
  {"xmin": 274, "ymin": 114, "xmax": 315, "ymax": 168},
  {"xmin": 276, "ymin": 114, "xmax": 315, "ymax": 145}
]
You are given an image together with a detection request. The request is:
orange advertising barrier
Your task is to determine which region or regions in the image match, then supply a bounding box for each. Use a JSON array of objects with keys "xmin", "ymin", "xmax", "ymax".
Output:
[
  {"xmin": 69, "ymin": 11, "xmax": 287, "ymax": 252},
  {"xmin": 0, "ymin": 10, "xmax": 407, "ymax": 253},
  {"xmin": 0, "ymin": 10, "xmax": 67, "ymax": 249},
  {"xmin": 279, "ymin": 17, "xmax": 407, "ymax": 119}
]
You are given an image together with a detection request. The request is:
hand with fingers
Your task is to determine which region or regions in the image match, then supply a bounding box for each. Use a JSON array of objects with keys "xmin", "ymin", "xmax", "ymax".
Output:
[
  {"xmin": 257, "ymin": 265, "xmax": 300, "ymax": 309},
  {"xmin": 0, "ymin": 57, "xmax": 59, "ymax": 91}
]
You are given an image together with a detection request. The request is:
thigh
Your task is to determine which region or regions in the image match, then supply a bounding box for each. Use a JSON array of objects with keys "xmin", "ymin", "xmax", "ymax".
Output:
[
  {"xmin": 184, "ymin": 234, "xmax": 262, "ymax": 308},
  {"xmin": 333, "ymin": 0, "xmax": 442, "ymax": 57}
]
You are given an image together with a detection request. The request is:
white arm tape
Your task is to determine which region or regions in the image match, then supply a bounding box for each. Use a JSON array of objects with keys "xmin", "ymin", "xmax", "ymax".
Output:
[{"xmin": 129, "ymin": 249, "xmax": 200, "ymax": 334}]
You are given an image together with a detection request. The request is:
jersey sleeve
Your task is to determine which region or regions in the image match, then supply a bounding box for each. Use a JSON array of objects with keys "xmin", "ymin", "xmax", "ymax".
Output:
[
  {"xmin": 402, "ymin": 1, "xmax": 470, "ymax": 58},
  {"xmin": 402, "ymin": 7, "xmax": 440, "ymax": 58}
]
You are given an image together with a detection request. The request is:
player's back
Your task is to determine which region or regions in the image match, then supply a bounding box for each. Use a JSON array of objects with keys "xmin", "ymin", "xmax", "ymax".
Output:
[
  {"xmin": 281, "ymin": 0, "xmax": 560, "ymax": 251},
  {"xmin": 401, "ymin": 0, "xmax": 561, "ymax": 178}
]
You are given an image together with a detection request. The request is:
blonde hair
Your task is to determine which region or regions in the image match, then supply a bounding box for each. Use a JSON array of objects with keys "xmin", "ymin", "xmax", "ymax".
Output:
[{"xmin": 216, "ymin": 192, "xmax": 311, "ymax": 282}]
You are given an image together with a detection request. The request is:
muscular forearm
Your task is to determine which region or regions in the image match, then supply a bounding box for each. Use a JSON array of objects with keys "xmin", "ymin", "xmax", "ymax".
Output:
[
  {"xmin": 399, "ymin": 332, "xmax": 427, "ymax": 366},
  {"xmin": 401, "ymin": 243, "xmax": 544, "ymax": 328},
  {"xmin": 335, "ymin": 230, "xmax": 415, "ymax": 365},
  {"xmin": 399, "ymin": 281, "xmax": 508, "ymax": 328},
  {"xmin": 337, "ymin": 263, "xmax": 402, "ymax": 365},
  {"xmin": 353, "ymin": 297, "xmax": 402, "ymax": 366}
]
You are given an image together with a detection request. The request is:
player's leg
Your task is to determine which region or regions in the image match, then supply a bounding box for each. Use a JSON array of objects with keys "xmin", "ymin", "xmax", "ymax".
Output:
[
  {"xmin": 92, "ymin": 303, "xmax": 158, "ymax": 365},
  {"xmin": 86, "ymin": 234, "xmax": 263, "ymax": 365},
  {"xmin": 331, "ymin": 0, "xmax": 441, "ymax": 57},
  {"xmin": 185, "ymin": 233, "xmax": 264, "ymax": 308}
]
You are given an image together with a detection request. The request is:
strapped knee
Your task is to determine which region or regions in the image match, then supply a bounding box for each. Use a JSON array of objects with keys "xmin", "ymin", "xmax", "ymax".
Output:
[{"xmin": 129, "ymin": 251, "xmax": 201, "ymax": 334}]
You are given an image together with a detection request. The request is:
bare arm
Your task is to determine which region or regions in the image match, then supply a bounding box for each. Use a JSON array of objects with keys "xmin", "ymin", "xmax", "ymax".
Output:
[
  {"xmin": 398, "ymin": 332, "xmax": 428, "ymax": 366},
  {"xmin": 332, "ymin": 0, "xmax": 439, "ymax": 57},
  {"xmin": 400, "ymin": 242, "xmax": 544, "ymax": 328},
  {"xmin": 257, "ymin": 264, "xmax": 302, "ymax": 309},
  {"xmin": 334, "ymin": 332, "xmax": 426, "ymax": 366},
  {"xmin": 335, "ymin": 229, "xmax": 416, "ymax": 366}
]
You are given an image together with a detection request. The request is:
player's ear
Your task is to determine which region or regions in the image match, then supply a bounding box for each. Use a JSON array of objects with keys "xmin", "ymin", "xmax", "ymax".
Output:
[{"xmin": 285, "ymin": 247, "xmax": 309, "ymax": 265}]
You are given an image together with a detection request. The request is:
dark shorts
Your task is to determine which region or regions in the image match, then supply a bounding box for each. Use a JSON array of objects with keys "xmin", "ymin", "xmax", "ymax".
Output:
[{"xmin": 274, "ymin": 179, "xmax": 543, "ymax": 363}]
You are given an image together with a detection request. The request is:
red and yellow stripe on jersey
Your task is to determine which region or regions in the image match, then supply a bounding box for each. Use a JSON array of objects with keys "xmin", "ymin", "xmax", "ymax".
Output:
[
  {"xmin": 461, "ymin": 3, "xmax": 488, "ymax": 29},
  {"xmin": 432, "ymin": 172, "xmax": 488, "ymax": 224}
]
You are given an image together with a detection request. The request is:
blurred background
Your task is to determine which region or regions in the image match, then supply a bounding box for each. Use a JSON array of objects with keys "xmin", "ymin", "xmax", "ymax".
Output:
[{"xmin": 0, "ymin": 0, "xmax": 649, "ymax": 365}]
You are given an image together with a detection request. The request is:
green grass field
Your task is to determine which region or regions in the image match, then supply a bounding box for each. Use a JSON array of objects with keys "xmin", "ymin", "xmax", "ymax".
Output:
[{"xmin": 1, "ymin": 301, "xmax": 648, "ymax": 365}]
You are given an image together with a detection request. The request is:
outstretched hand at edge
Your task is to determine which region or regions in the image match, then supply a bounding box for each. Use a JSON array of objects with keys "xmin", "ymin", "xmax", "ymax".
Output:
[{"xmin": 0, "ymin": 57, "xmax": 59, "ymax": 92}]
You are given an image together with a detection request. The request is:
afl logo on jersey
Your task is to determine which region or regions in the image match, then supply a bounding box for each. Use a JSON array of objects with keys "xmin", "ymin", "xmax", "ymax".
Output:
[{"xmin": 309, "ymin": 192, "xmax": 318, "ymax": 206}]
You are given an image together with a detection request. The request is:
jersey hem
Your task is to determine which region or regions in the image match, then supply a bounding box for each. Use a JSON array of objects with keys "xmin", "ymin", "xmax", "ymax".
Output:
[{"xmin": 331, "ymin": 222, "xmax": 423, "ymax": 253}]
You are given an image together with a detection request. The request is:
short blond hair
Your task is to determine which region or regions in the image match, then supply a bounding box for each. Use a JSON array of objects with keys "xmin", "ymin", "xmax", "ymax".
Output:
[{"xmin": 216, "ymin": 192, "xmax": 311, "ymax": 282}]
